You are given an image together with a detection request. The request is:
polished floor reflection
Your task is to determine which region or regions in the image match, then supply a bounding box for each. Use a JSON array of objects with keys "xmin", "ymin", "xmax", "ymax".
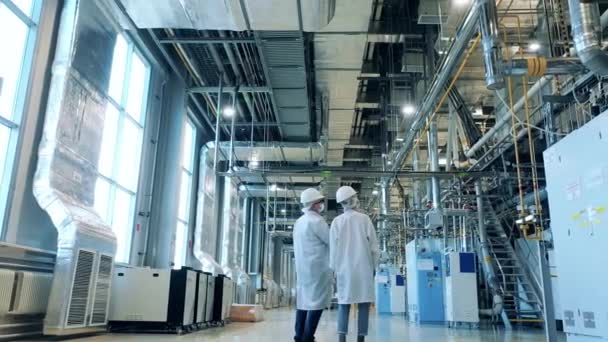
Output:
[{"xmin": 72, "ymin": 308, "xmax": 564, "ymax": 341}]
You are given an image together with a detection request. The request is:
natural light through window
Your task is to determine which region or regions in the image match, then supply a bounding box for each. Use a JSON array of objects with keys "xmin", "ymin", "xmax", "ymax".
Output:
[
  {"xmin": 0, "ymin": 0, "xmax": 39, "ymax": 233},
  {"xmin": 95, "ymin": 33, "xmax": 150, "ymax": 263},
  {"xmin": 174, "ymin": 119, "xmax": 197, "ymax": 269}
]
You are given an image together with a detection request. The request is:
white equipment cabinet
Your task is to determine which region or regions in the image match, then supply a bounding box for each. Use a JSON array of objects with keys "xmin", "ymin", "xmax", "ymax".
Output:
[
  {"xmin": 390, "ymin": 273, "xmax": 406, "ymax": 314},
  {"xmin": 108, "ymin": 267, "xmax": 171, "ymax": 323},
  {"xmin": 445, "ymin": 252, "xmax": 479, "ymax": 325},
  {"xmin": 544, "ymin": 111, "xmax": 608, "ymax": 341}
]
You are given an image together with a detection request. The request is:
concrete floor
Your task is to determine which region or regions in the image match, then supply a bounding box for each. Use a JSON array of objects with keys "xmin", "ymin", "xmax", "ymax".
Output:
[{"xmin": 71, "ymin": 309, "xmax": 564, "ymax": 342}]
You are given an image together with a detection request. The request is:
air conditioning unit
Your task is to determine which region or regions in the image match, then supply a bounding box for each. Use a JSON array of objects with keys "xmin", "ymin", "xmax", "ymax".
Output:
[{"xmin": 108, "ymin": 267, "xmax": 205, "ymax": 333}]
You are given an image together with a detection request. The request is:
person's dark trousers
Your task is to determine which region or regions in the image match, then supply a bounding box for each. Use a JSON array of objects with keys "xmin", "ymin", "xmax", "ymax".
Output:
[{"xmin": 294, "ymin": 309, "xmax": 323, "ymax": 342}]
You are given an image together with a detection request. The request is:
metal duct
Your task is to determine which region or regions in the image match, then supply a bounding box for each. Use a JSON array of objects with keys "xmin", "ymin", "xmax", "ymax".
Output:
[
  {"xmin": 428, "ymin": 121, "xmax": 440, "ymax": 209},
  {"xmin": 392, "ymin": 0, "xmax": 480, "ymax": 172},
  {"xmin": 569, "ymin": 0, "xmax": 608, "ymax": 76},
  {"xmin": 239, "ymin": 185, "xmax": 308, "ymax": 198},
  {"xmin": 193, "ymin": 145, "xmax": 224, "ymax": 275},
  {"xmin": 204, "ymin": 141, "xmax": 324, "ymax": 164},
  {"xmin": 33, "ymin": 0, "xmax": 117, "ymax": 335},
  {"xmin": 119, "ymin": 0, "xmax": 335, "ymax": 31},
  {"xmin": 479, "ymin": 0, "xmax": 504, "ymax": 89}
]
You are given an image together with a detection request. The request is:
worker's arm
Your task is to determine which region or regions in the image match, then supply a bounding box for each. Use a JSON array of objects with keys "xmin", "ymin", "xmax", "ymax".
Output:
[
  {"xmin": 367, "ymin": 216, "xmax": 380, "ymax": 269},
  {"xmin": 312, "ymin": 219, "xmax": 330, "ymax": 245},
  {"xmin": 329, "ymin": 220, "xmax": 337, "ymax": 271}
]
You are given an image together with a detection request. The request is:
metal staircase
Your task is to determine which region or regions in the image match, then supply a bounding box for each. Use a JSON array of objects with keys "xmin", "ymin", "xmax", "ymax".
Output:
[{"xmin": 472, "ymin": 198, "xmax": 544, "ymax": 325}]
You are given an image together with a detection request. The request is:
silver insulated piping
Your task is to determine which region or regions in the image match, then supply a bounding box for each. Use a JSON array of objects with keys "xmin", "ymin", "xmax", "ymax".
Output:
[{"xmin": 569, "ymin": 0, "xmax": 608, "ymax": 76}]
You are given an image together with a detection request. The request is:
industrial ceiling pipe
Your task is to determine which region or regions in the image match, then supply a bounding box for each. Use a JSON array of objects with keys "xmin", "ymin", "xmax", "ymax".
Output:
[
  {"xmin": 569, "ymin": 0, "xmax": 608, "ymax": 76},
  {"xmin": 479, "ymin": 0, "xmax": 504, "ymax": 90},
  {"xmin": 391, "ymin": 0, "xmax": 481, "ymax": 172}
]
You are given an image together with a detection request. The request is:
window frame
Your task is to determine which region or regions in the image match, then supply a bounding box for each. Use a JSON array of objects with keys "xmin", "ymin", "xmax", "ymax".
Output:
[
  {"xmin": 173, "ymin": 117, "xmax": 197, "ymax": 269},
  {"xmin": 0, "ymin": 0, "xmax": 43, "ymax": 235},
  {"xmin": 96, "ymin": 32, "xmax": 152, "ymax": 263}
]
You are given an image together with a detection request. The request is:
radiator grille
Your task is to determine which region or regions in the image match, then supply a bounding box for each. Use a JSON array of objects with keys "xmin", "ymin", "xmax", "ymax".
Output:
[
  {"xmin": 66, "ymin": 249, "xmax": 94, "ymax": 327},
  {"xmin": 10, "ymin": 272, "xmax": 53, "ymax": 314},
  {"xmin": 90, "ymin": 254, "xmax": 112, "ymax": 325}
]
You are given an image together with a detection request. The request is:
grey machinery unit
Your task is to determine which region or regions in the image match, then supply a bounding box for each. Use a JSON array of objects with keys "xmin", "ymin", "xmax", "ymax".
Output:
[
  {"xmin": 206, "ymin": 274, "xmax": 216, "ymax": 323},
  {"xmin": 212, "ymin": 275, "xmax": 235, "ymax": 324},
  {"xmin": 544, "ymin": 111, "xmax": 608, "ymax": 341},
  {"xmin": 194, "ymin": 271, "xmax": 212, "ymax": 326},
  {"xmin": 108, "ymin": 266, "xmax": 197, "ymax": 333}
]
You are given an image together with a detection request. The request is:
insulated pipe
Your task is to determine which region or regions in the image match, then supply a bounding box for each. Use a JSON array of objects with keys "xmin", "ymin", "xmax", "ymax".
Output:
[
  {"xmin": 380, "ymin": 180, "xmax": 390, "ymax": 232},
  {"xmin": 502, "ymin": 57, "xmax": 587, "ymax": 76},
  {"xmin": 465, "ymin": 76, "xmax": 551, "ymax": 158},
  {"xmin": 393, "ymin": 0, "xmax": 481, "ymax": 172},
  {"xmin": 569, "ymin": 0, "xmax": 608, "ymax": 76},
  {"xmin": 475, "ymin": 180, "xmax": 503, "ymax": 313},
  {"xmin": 428, "ymin": 121, "xmax": 441, "ymax": 209},
  {"xmin": 479, "ymin": 0, "xmax": 504, "ymax": 89},
  {"xmin": 412, "ymin": 149, "xmax": 421, "ymax": 210},
  {"xmin": 466, "ymin": 7, "xmax": 608, "ymax": 158}
]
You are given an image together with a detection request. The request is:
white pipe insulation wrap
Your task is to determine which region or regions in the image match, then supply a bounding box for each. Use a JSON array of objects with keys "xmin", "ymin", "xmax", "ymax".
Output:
[
  {"xmin": 480, "ymin": 295, "xmax": 504, "ymax": 316},
  {"xmin": 569, "ymin": 0, "xmax": 608, "ymax": 76}
]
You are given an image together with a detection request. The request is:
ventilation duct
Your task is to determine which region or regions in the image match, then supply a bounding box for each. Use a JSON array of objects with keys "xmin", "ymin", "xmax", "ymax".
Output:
[
  {"xmin": 119, "ymin": 0, "xmax": 335, "ymax": 31},
  {"xmin": 204, "ymin": 141, "xmax": 324, "ymax": 164},
  {"xmin": 33, "ymin": 0, "xmax": 117, "ymax": 335},
  {"xmin": 569, "ymin": 0, "xmax": 608, "ymax": 76}
]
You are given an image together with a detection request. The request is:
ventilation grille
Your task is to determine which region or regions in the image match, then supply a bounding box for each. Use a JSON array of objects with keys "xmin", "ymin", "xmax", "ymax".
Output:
[
  {"xmin": 0, "ymin": 270, "xmax": 15, "ymax": 314},
  {"xmin": 10, "ymin": 272, "xmax": 53, "ymax": 314},
  {"xmin": 66, "ymin": 249, "xmax": 94, "ymax": 327},
  {"xmin": 90, "ymin": 254, "xmax": 112, "ymax": 325}
]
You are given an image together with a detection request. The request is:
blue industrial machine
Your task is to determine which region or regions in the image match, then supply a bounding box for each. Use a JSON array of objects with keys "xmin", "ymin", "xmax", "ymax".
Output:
[
  {"xmin": 375, "ymin": 266, "xmax": 391, "ymax": 314},
  {"xmin": 406, "ymin": 240, "xmax": 445, "ymax": 324}
]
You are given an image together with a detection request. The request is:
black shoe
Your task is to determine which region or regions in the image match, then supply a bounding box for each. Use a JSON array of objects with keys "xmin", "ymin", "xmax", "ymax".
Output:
[
  {"xmin": 339, "ymin": 334, "xmax": 346, "ymax": 342},
  {"xmin": 357, "ymin": 336, "xmax": 365, "ymax": 342}
]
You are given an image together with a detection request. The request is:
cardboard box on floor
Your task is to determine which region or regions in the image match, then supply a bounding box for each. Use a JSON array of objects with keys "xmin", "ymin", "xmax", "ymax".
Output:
[{"xmin": 230, "ymin": 304, "xmax": 265, "ymax": 322}]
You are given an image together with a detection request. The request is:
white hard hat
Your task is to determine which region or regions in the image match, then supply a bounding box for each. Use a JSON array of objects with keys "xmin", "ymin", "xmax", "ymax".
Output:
[
  {"xmin": 300, "ymin": 188, "xmax": 325, "ymax": 205},
  {"xmin": 336, "ymin": 186, "xmax": 357, "ymax": 203}
]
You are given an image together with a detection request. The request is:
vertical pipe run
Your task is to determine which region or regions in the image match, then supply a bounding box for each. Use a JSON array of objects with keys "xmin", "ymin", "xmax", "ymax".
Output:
[
  {"xmin": 479, "ymin": 0, "xmax": 504, "ymax": 90},
  {"xmin": 228, "ymin": 90, "xmax": 237, "ymax": 172},
  {"xmin": 412, "ymin": 149, "xmax": 420, "ymax": 210},
  {"xmin": 429, "ymin": 121, "xmax": 440, "ymax": 209},
  {"xmin": 213, "ymin": 78, "xmax": 223, "ymax": 172}
]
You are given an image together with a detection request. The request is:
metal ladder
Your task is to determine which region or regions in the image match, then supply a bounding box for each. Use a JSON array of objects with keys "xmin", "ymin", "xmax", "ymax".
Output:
[{"xmin": 473, "ymin": 198, "xmax": 544, "ymax": 325}]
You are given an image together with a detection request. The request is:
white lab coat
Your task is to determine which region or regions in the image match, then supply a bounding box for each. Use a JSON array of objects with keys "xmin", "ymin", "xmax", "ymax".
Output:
[
  {"xmin": 294, "ymin": 209, "xmax": 331, "ymax": 310},
  {"xmin": 330, "ymin": 209, "xmax": 379, "ymax": 304}
]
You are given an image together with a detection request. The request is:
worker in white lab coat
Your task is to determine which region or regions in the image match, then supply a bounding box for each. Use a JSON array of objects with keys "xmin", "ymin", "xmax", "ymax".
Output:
[
  {"xmin": 293, "ymin": 188, "xmax": 331, "ymax": 342},
  {"xmin": 330, "ymin": 186, "xmax": 379, "ymax": 342}
]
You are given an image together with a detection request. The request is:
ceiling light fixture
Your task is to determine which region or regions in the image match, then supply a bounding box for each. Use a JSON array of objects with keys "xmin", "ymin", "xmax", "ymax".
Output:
[
  {"xmin": 372, "ymin": 190, "xmax": 379, "ymax": 195},
  {"xmin": 269, "ymin": 184, "xmax": 278, "ymax": 192},
  {"xmin": 402, "ymin": 104, "xmax": 416, "ymax": 115},
  {"xmin": 223, "ymin": 106, "xmax": 236, "ymax": 118},
  {"xmin": 529, "ymin": 41, "xmax": 541, "ymax": 52}
]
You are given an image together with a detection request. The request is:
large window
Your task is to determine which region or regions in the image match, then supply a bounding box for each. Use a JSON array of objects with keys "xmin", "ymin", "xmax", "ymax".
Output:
[
  {"xmin": 174, "ymin": 119, "xmax": 196, "ymax": 269},
  {"xmin": 0, "ymin": 0, "xmax": 41, "ymax": 232},
  {"xmin": 94, "ymin": 34, "xmax": 150, "ymax": 263}
]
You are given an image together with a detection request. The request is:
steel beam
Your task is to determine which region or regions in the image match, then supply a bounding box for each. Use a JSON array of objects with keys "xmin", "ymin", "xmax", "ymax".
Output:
[
  {"xmin": 158, "ymin": 37, "xmax": 255, "ymax": 44},
  {"xmin": 189, "ymin": 86, "xmax": 272, "ymax": 94}
]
